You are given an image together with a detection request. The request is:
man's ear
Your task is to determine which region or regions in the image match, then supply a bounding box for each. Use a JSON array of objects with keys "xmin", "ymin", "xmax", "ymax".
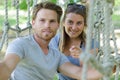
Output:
[
  {"xmin": 32, "ymin": 20, "xmax": 35, "ymax": 25},
  {"xmin": 32, "ymin": 20, "xmax": 35, "ymax": 28}
]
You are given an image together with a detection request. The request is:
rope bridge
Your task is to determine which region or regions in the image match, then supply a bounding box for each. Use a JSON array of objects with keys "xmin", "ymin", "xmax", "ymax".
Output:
[
  {"xmin": 0, "ymin": 0, "xmax": 120, "ymax": 80},
  {"xmin": 0, "ymin": 0, "xmax": 33, "ymax": 51}
]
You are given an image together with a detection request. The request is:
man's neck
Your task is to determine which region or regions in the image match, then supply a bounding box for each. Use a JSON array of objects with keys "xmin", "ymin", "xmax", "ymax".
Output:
[{"xmin": 33, "ymin": 34, "xmax": 50, "ymax": 55}]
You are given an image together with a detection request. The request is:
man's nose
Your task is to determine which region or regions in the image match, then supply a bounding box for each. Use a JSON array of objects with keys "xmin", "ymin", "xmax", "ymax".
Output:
[{"xmin": 44, "ymin": 22, "xmax": 50, "ymax": 28}]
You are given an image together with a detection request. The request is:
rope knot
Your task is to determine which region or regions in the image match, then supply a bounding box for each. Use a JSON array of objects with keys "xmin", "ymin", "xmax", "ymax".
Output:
[{"xmin": 115, "ymin": 54, "xmax": 120, "ymax": 64}]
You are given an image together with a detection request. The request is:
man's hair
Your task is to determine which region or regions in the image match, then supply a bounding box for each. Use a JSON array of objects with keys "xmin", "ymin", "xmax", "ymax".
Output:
[{"xmin": 32, "ymin": 1, "xmax": 63, "ymax": 23}]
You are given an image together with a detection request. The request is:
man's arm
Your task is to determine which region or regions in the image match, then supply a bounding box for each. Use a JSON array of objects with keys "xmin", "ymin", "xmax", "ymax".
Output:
[
  {"xmin": 0, "ymin": 53, "xmax": 20, "ymax": 80},
  {"xmin": 58, "ymin": 62, "xmax": 103, "ymax": 80}
]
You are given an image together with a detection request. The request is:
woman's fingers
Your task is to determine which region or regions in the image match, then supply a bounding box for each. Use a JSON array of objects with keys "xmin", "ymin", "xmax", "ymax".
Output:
[{"xmin": 69, "ymin": 46, "xmax": 82, "ymax": 58}]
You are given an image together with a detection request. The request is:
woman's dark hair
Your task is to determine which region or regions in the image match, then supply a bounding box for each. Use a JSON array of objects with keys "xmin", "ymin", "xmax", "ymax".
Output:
[{"xmin": 59, "ymin": 3, "xmax": 87, "ymax": 52}]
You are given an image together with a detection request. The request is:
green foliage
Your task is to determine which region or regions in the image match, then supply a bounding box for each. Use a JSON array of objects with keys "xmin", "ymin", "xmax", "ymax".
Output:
[
  {"xmin": 110, "ymin": 74, "xmax": 120, "ymax": 80},
  {"xmin": 50, "ymin": 0, "xmax": 57, "ymax": 4},
  {"xmin": 115, "ymin": 0, "xmax": 120, "ymax": 6},
  {"xmin": 19, "ymin": 0, "xmax": 33, "ymax": 10},
  {"xmin": 7, "ymin": 0, "xmax": 12, "ymax": 8},
  {"xmin": 0, "ymin": 15, "xmax": 4, "ymax": 31},
  {"xmin": 112, "ymin": 14, "xmax": 120, "ymax": 21},
  {"xmin": 69, "ymin": 0, "xmax": 80, "ymax": 3},
  {"xmin": 69, "ymin": 0, "xmax": 74, "ymax": 3},
  {"xmin": 112, "ymin": 14, "xmax": 120, "ymax": 28},
  {"xmin": 0, "ymin": 0, "xmax": 12, "ymax": 8},
  {"xmin": 0, "ymin": 13, "xmax": 27, "ymax": 31},
  {"xmin": 53, "ymin": 75, "xmax": 58, "ymax": 80}
]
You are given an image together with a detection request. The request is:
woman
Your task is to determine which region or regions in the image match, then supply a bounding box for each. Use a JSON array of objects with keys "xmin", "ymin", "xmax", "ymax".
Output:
[{"xmin": 49, "ymin": 3, "xmax": 99, "ymax": 80}]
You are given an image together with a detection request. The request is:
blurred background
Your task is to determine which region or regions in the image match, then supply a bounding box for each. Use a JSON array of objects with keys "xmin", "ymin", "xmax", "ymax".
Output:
[{"xmin": 0, "ymin": 0, "xmax": 120, "ymax": 32}]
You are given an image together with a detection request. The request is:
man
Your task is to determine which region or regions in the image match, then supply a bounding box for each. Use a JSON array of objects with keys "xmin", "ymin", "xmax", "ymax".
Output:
[{"xmin": 0, "ymin": 1, "xmax": 102, "ymax": 80}]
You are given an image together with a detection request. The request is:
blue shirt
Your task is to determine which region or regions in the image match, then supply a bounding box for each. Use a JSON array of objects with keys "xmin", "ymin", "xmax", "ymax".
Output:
[{"xmin": 49, "ymin": 33, "xmax": 99, "ymax": 80}]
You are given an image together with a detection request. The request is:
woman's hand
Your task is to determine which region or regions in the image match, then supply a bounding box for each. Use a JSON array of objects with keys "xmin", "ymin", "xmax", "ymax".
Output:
[{"xmin": 69, "ymin": 45, "xmax": 82, "ymax": 58}]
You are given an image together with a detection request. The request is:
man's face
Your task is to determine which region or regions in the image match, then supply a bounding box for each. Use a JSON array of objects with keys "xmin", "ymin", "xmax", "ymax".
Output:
[{"xmin": 32, "ymin": 9, "xmax": 59, "ymax": 41}]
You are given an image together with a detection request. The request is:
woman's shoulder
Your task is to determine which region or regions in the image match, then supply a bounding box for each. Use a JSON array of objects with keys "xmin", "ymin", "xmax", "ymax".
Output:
[
  {"xmin": 53, "ymin": 33, "xmax": 60, "ymax": 40},
  {"xmin": 49, "ymin": 33, "xmax": 61, "ymax": 48}
]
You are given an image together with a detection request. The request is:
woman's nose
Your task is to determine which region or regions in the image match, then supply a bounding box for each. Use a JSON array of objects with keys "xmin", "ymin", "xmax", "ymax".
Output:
[{"xmin": 71, "ymin": 24, "xmax": 77, "ymax": 30}]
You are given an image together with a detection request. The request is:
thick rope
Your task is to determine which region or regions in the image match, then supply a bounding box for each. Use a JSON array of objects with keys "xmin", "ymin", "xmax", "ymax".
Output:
[
  {"xmin": 0, "ymin": 0, "xmax": 36, "ymax": 51},
  {"xmin": 80, "ymin": 0, "xmax": 95, "ymax": 80},
  {"xmin": 26, "ymin": 0, "xmax": 32, "ymax": 35},
  {"xmin": 102, "ymin": 1, "xmax": 113, "ymax": 79},
  {"xmin": 15, "ymin": 0, "xmax": 21, "ymax": 37},
  {"xmin": 0, "ymin": 0, "xmax": 9, "ymax": 51},
  {"xmin": 107, "ymin": 2, "xmax": 120, "ymax": 80},
  {"xmin": 80, "ymin": 0, "xmax": 118, "ymax": 80},
  {"xmin": 33, "ymin": 0, "xmax": 38, "ymax": 6},
  {"xmin": 94, "ymin": 0, "xmax": 105, "ymax": 61}
]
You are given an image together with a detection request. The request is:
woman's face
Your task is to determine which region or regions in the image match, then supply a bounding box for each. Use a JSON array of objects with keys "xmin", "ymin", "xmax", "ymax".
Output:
[{"xmin": 63, "ymin": 13, "xmax": 85, "ymax": 38}]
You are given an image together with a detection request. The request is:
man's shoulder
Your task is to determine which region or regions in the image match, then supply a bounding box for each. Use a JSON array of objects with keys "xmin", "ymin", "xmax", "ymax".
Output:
[{"xmin": 11, "ymin": 35, "xmax": 33, "ymax": 44}]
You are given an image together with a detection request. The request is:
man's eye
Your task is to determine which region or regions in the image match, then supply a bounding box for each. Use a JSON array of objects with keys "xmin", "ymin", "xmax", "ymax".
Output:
[{"xmin": 40, "ymin": 19, "xmax": 45, "ymax": 22}]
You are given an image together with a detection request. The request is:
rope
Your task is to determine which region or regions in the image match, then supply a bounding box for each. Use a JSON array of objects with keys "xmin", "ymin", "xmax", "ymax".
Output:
[
  {"xmin": 33, "ymin": 0, "xmax": 38, "ymax": 6},
  {"xmin": 80, "ymin": 0, "xmax": 95, "ymax": 80},
  {"xmin": 0, "ymin": 0, "xmax": 9, "ymax": 51},
  {"xmin": 80, "ymin": 0, "xmax": 118, "ymax": 80},
  {"xmin": 26, "ymin": 0, "xmax": 32, "ymax": 35},
  {"xmin": 94, "ymin": 0, "xmax": 104, "ymax": 61},
  {"xmin": 0, "ymin": 0, "xmax": 36, "ymax": 51},
  {"xmin": 102, "ymin": 2, "xmax": 113, "ymax": 79},
  {"xmin": 15, "ymin": 0, "xmax": 21, "ymax": 37},
  {"xmin": 107, "ymin": 2, "xmax": 120, "ymax": 80},
  {"xmin": 115, "ymin": 55, "xmax": 120, "ymax": 80}
]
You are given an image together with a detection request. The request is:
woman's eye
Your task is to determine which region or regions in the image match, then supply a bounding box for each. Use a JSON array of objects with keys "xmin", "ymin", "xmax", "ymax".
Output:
[
  {"xmin": 68, "ymin": 21, "xmax": 73, "ymax": 25},
  {"xmin": 50, "ymin": 20, "xmax": 56, "ymax": 23},
  {"xmin": 77, "ymin": 21, "xmax": 83, "ymax": 26},
  {"xmin": 77, "ymin": 22, "xmax": 81, "ymax": 26}
]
